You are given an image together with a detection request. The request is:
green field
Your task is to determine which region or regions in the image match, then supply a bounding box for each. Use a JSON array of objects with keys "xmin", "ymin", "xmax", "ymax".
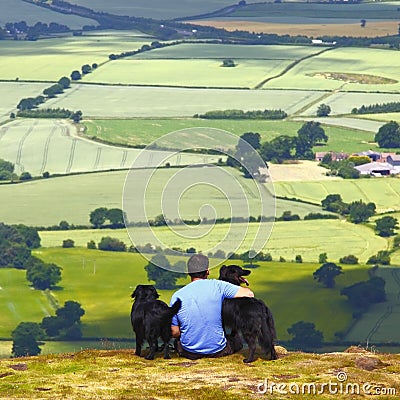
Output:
[
  {"xmin": 0, "ymin": 33, "xmax": 151, "ymax": 81},
  {"xmin": 38, "ymin": 218, "xmax": 388, "ymax": 264},
  {"xmin": 43, "ymin": 85, "xmax": 325, "ymax": 117},
  {"xmin": 275, "ymin": 178, "xmax": 400, "ymax": 213},
  {"xmin": 0, "ymin": 119, "xmax": 220, "ymax": 176},
  {"xmin": 0, "ymin": 0, "xmax": 97, "ymax": 29},
  {"xmin": 83, "ymin": 117, "xmax": 377, "ymax": 152},
  {"xmin": 0, "ymin": 247, "xmax": 373, "ymax": 343},
  {"xmin": 264, "ymin": 47, "xmax": 400, "ymax": 93},
  {"xmin": 73, "ymin": 0, "xmax": 237, "ymax": 19}
]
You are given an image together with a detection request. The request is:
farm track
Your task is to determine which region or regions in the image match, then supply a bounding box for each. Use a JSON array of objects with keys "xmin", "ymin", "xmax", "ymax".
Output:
[
  {"xmin": 120, "ymin": 150, "xmax": 128, "ymax": 168},
  {"xmin": 39, "ymin": 123, "xmax": 58, "ymax": 175},
  {"xmin": 93, "ymin": 147, "xmax": 102, "ymax": 170},
  {"xmin": 253, "ymin": 47, "xmax": 334, "ymax": 89},
  {"xmin": 15, "ymin": 121, "xmax": 38, "ymax": 172},
  {"xmin": 66, "ymin": 138, "xmax": 77, "ymax": 174}
]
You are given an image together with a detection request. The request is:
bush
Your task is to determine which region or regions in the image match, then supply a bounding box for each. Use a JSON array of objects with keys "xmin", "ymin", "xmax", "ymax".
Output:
[
  {"xmin": 62, "ymin": 239, "xmax": 75, "ymax": 248},
  {"xmin": 98, "ymin": 236, "xmax": 127, "ymax": 252},
  {"xmin": 87, "ymin": 240, "xmax": 96, "ymax": 249},
  {"xmin": 339, "ymin": 254, "xmax": 359, "ymax": 264}
]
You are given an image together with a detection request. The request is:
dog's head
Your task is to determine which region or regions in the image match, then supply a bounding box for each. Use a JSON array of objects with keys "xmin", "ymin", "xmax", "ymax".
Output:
[
  {"xmin": 131, "ymin": 284, "xmax": 159, "ymax": 301},
  {"xmin": 219, "ymin": 265, "xmax": 251, "ymax": 286}
]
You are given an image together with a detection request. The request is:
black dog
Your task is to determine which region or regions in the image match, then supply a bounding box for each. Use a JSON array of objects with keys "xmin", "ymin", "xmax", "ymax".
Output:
[
  {"xmin": 219, "ymin": 265, "xmax": 277, "ymax": 363},
  {"xmin": 130, "ymin": 284, "xmax": 181, "ymax": 360}
]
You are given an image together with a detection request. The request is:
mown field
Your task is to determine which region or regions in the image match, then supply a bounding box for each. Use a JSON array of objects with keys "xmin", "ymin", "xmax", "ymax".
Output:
[
  {"xmin": 83, "ymin": 117, "xmax": 377, "ymax": 152},
  {"xmin": 38, "ymin": 219, "xmax": 388, "ymax": 264},
  {"xmin": 274, "ymin": 178, "xmax": 400, "ymax": 213},
  {"xmin": 264, "ymin": 47, "xmax": 400, "ymax": 92},
  {"xmin": 0, "ymin": 0, "xmax": 97, "ymax": 29},
  {"xmin": 0, "ymin": 119, "xmax": 220, "ymax": 176},
  {"xmin": 0, "ymin": 247, "xmax": 373, "ymax": 343},
  {"xmin": 0, "ymin": 33, "xmax": 151, "ymax": 81}
]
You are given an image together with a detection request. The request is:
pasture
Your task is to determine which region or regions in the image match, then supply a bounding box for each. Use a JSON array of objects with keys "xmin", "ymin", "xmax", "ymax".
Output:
[
  {"xmin": 0, "ymin": 119, "xmax": 220, "ymax": 176},
  {"xmin": 43, "ymin": 85, "xmax": 325, "ymax": 118},
  {"xmin": 38, "ymin": 218, "xmax": 388, "ymax": 264},
  {"xmin": 71, "ymin": 0, "xmax": 236, "ymax": 19},
  {"xmin": 274, "ymin": 178, "xmax": 400, "ymax": 213},
  {"xmin": 0, "ymin": 166, "xmax": 329, "ymax": 226},
  {"xmin": 0, "ymin": 0, "xmax": 97, "ymax": 29},
  {"xmin": 0, "ymin": 247, "xmax": 372, "ymax": 342},
  {"xmin": 83, "ymin": 117, "xmax": 376, "ymax": 152},
  {"xmin": 264, "ymin": 47, "xmax": 400, "ymax": 93},
  {"xmin": 0, "ymin": 33, "xmax": 151, "ymax": 81}
]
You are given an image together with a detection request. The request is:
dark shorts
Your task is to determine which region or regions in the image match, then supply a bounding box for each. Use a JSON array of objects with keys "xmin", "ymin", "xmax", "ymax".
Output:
[{"xmin": 175, "ymin": 334, "xmax": 243, "ymax": 360}]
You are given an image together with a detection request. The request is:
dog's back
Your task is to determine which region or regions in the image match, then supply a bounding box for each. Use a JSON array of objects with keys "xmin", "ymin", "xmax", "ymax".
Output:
[
  {"xmin": 219, "ymin": 265, "xmax": 277, "ymax": 362},
  {"xmin": 131, "ymin": 284, "xmax": 181, "ymax": 360}
]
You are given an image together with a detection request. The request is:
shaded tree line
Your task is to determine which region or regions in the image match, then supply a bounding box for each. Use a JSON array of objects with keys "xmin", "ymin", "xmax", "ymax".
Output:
[
  {"xmin": 195, "ymin": 109, "xmax": 287, "ymax": 120},
  {"xmin": 3, "ymin": 20, "xmax": 70, "ymax": 40},
  {"xmin": 352, "ymin": 102, "xmax": 400, "ymax": 115}
]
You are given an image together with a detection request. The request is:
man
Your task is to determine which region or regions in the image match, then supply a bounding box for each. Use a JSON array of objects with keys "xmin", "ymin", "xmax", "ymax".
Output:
[{"xmin": 170, "ymin": 253, "xmax": 254, "ymax": 359}]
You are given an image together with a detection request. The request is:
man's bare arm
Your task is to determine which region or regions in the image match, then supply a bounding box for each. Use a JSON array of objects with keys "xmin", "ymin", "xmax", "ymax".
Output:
[
  {"xmin": 171, "ymin": 325, "xmax": 181, "ymax": 338},
  {"xmin": 234, "ymin": 287, "xmax": 254, "ymax": 298}
]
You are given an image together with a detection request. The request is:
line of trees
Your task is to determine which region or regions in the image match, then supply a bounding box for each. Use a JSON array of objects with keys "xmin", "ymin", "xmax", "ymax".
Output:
[
  {"xmin": 3, "ymin": 20, "xmax": 70, "ymax": 41},
  {"xmin": 352, "ymin": 102, "xmax": 400, "ymax": 115},
  {"xmin": 195, "ymin": 109, "xmax": 287, "ymax": 120}
]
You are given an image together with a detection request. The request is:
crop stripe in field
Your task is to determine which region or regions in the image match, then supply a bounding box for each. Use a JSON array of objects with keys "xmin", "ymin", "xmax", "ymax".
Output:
[
  {"xmin": 40, "ymin": 123, "xmax": 58, "ymax": 175},
  {"xmin": 365, "ymin": 305, "xmax": 393, "ymax": 343},
  {"xmin": 391, "ymin": 269, "xmax": 400, "ymax": 303},
  {"xmin": 15, "ymin": 121, "xmax": 38, "ymax": 172},
  {"xmin": 121, "ymin": 150, "xmax": 128, "ymax": 168},
  {"xmin": 0, "ymin": 126, "xmax": 10, "ymax": 142},
  {"xmin": 93, "ymin": 147, "xmax": 102, "ymax": 170},
  {"xmin": 66, "ymin": 138, "xmax": 77, "ymax": 174},
  {"xmin": 254, "ymin": 47, "xmax": 334, "ymax": 90}
]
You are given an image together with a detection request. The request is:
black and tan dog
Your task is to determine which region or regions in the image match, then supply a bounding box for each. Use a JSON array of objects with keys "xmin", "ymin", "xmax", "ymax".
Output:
[
  {"xmin": 130, "ymin": 284, "xmax": 181, "ymax": 360},
  {"xmin": 219, "ymin": 265, "xmax": 277, "ymax": 363}
]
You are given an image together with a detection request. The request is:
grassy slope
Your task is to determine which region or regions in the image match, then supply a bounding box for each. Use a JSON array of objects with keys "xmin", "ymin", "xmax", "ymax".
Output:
[
  {"xmin": 0, "ymin": 248, "xmax": 373, "ymax": 342},
  {"xmin": 0, "ymin": 349, "xmax": 399, "ymax": 399}
]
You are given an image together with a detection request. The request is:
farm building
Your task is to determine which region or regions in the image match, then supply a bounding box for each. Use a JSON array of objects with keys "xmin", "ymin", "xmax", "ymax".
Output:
[
  {"xmin": 315, "ymin": 151, "xmax": 349, "ymax": 162},
  {"xmin": 355, "ymin": 162, "xmax": 394, "ymax": 176}
]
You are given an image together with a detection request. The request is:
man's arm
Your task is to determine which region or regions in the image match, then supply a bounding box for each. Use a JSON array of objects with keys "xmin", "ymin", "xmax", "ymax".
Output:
[
  {"xmin": 234, "ymin": 286, "xmax": 254, "ymax": 298},
  {"xmin": 171, "ymin": 325, "xmax": 181, "ymax": 338}
]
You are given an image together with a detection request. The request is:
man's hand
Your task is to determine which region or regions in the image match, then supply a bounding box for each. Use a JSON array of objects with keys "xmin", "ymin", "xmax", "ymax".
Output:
[
  {"xmin": 234, "ymin": 286, "xmax": 254, "ymax": 298},
  {"xmin": 171, "ymin": 325, "xmax": 181, "ymax": 338}
]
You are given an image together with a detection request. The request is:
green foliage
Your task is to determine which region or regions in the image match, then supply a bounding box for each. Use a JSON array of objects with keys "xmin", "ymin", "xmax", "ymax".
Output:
[
  {"xmin": 316, "ymin": 103, "xmax": 331, "ymax": 117},
  {"xmin": 145, "ymin": 254, "xmax": 181, "ymax": 289},
  {"xmin": 90, "ymin": 207, "xmax": 108, "ymax": 228},
  {"xmin": 313, "ymin": 262, "xmax": 343, "ymax": 288},
  {"xmin": 348, "ymin": 200, "xmax": 376, "ymax": 224},
  {"xmin": 367, "ymin": 250, "xmax": 391, "ymax": 265},
  {"xmin": 339, "ymin": 255, "xmax": 359, "ymax": 265},
  {"xmin": 13, "ymin": 224, "xmax": 41, "ymax": 249},
  {"xmin": 375, "ymin": 121, "xmax": 400, "ymax": 148},
  {"xmin": 87, "ymin": 240, "xmax": 96, "ymax": 249},
  {"xmin": 347, "ymin": 155, "xmax": 372, "ymax": 166},
  {"xmin": 295, "ymin": 255, "xmax": 303, "ymax": 263},
  {"xmin": 90, "ymin": 207, "xmax": 125, "ymax": 228},
  {"xmin": 375, "ymin": 216, "xmax": 399, "ymax": 237},
  {"xmin": 17, "ymin": 107, "xmax": 77, "ymax": 119},
  {"xmin": 276, "ymin": 210, "xmax": 300, "ymax": 221},
  {"xmin": 19, "ymin": 171, "xmax": 32, "ymax": 181},
  {"xmin": 81, "ymin": 64, "xmax": 92, "ymax": 74},
  {"xmin": 43, "ymin": 83, "xmax": 64, "ymax": 98},
  {"xmin": 352, "ymin": 101, "xmax": 400, "ymax": 115},
  {"xmin": 287, "ymin": 321, "xmax": 324, "ymax": 349},
  {"xmin": 321, "ymin": 194, "xmax": 348, "ymax": 214},
  {"xmin": 259, "ymin": 135, "xmax": 295, "ymax": 163},
  {"xmin": 0, "ymin": 158, "xmax": 15, "ymax": 181},
  {"xmin": 62, "ymin": 239, "xmax": 75, "ymax": 248},
  {"xmin": 71, "ymin": 70, "xmax": 81, "ymax": 80},
  {"xmin": 98, "ymin": 236, "xmax": 127, "ymax": 252},
  {"xmin": 197, "ymin": 109, "xmax": 287, "ymax": 120},
  {"xmin": 341, "ymin": 276, "xmax": 386, "ymax": 313},
  {"xmin": 58, "ymin": 76, "xmax": 71, "ymax": 89},
  {"xmin": 26, "ymin": 262, "xmax": 62, "ymax": 290},
  {"xmin": 11, "ymin": 322, "xmax": 44, "ymax": 357}
]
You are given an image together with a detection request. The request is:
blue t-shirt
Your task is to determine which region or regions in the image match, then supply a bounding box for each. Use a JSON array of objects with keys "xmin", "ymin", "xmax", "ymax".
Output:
[{"xmin": 170, "ymin": 279, "xmax": 239, "ymax": 354}]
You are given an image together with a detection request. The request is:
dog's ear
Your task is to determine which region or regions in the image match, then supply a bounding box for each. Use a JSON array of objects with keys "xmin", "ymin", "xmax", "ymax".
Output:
[
  {"xmin": 218, "ymin": 265, "xmax": 228, "ymax": 278},
  {"xmin": 131, "ymin": 288, "xmax": 137, "ymax": 299},
  {"xmin": 152, "ymin": 286, "xmax": 160, "ymax": 299}
]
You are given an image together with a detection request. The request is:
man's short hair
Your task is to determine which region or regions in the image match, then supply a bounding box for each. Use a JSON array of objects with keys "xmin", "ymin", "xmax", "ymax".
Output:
[{"xmin": 187, "ymin": 253, "xmax": 209, "ymax": 278}]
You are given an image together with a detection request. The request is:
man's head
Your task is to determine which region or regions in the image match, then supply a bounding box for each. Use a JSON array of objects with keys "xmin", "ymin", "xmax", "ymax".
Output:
[{"xmin": 187, "ymin": 253, "xmax": 209, "ymax": 280}]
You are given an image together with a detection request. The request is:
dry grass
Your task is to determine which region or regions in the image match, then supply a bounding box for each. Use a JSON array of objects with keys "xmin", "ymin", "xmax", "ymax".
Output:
[
  {"xmin": 0, "ymin": 347, "xmax": 399, "ymax": 399},
  {"xmin": 189, "ymin": 20, "xmax": 400, "ymax": 38}
]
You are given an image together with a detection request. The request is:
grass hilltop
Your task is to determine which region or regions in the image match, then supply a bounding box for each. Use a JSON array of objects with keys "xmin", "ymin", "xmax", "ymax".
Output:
[{"xmin": 0, "ymin": 346, "xmax": 399, "ymax": 399}]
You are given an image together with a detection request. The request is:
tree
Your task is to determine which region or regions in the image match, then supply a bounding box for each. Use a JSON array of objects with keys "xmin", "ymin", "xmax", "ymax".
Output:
[
  {"xmin": 259, "ymin": 135, "xmax": 295, "ymax": 163},
  {"xmin": 13, "ymin": 225, "xmax": 41, "ymax": 249},
  {"xmin": 106, "ymin": 208, "xmax": 125, "ymax": 227},
  {"xmin": 367, "ymin": 250, "xmax": 391, "ymax": 265},
  {"xmin": 321, "ymin": 194, "xmax": 345, "ymax": 213},
  {"xmin": 145, "ymin": 254, "xmax": 181, "ymax": 289},
  {"xmin": 62, "ymin": 239, "xmax": 75, "ymax": 248},
  {"xmin": 313, "ymin": 262, "xmax": 342, "ymax": 288},
  {"xmin": 316, "ymin": 103, "xmax": 331, "ymax": 117},
  {"xmin": 26, "ymin": 262, "xmax": 62, "ymax": 290},
  {"xmin": 341, "ymin": 277, "xmax": 386, "ymax": 313},
  {"xmin": 339, "ymin": 254, "xmax": 359, "ymax": 265},
  {"xmin": 98, "ymin": 236, "xmax": 126, "ymax": 252},
  {"xmin": 287, "ymin": 321, "xmax": 323, "ymax": 349},
  {"xmin": 297, "ymin": 121, "xmax": 328, "ymax": 147},
  {"xmin": 238, "ymin": 132, "xmax": 261, "ymax": 151},
  {"xmin": 72, "ymin": 110, "xmax": 82, "ymax": 123},
  {"xmin": 20, "ymin": 171, "xmax": 32, "ymax": 181},
  {"xmin": 12, "ymin": 322, "xmax": 44, "ymax": 357},
  {"xmin": 58, "ymin": 76, "xmax": 71, "ymax": 89},
  {"xmin": 70, "ymin": 70, "xmax": 81, "ymax": 81},
  {"xmin": 375, "ymin": 121, "xmax": 400, "ymax": 148},
  {"xmin": 318, "ymin": 252, "xmax": 328, "ymax": 263},
  {"xmin": 348, "ymin": 200, "xmax": 376, "ymax": 224},
  {"xmin": 81, "ymin": 64, "xmax": 92, "ymax": 74},
  {"xmin": 90, "ymin": 207, "xmax": 108, "ymax": 228},
  {"xmin": 375, "ymin": 216, "xmax": 399, "ymax": 237}
]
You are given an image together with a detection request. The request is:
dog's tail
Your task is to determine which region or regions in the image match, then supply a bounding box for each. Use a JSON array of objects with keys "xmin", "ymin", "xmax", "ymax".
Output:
[
  {"xmin": 260, "ymin": 305, "xmax": 277, "ymax": 360},
  {"xmin": 158, "ymin": 299, "xmax": 181, "ymax": 322}
]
